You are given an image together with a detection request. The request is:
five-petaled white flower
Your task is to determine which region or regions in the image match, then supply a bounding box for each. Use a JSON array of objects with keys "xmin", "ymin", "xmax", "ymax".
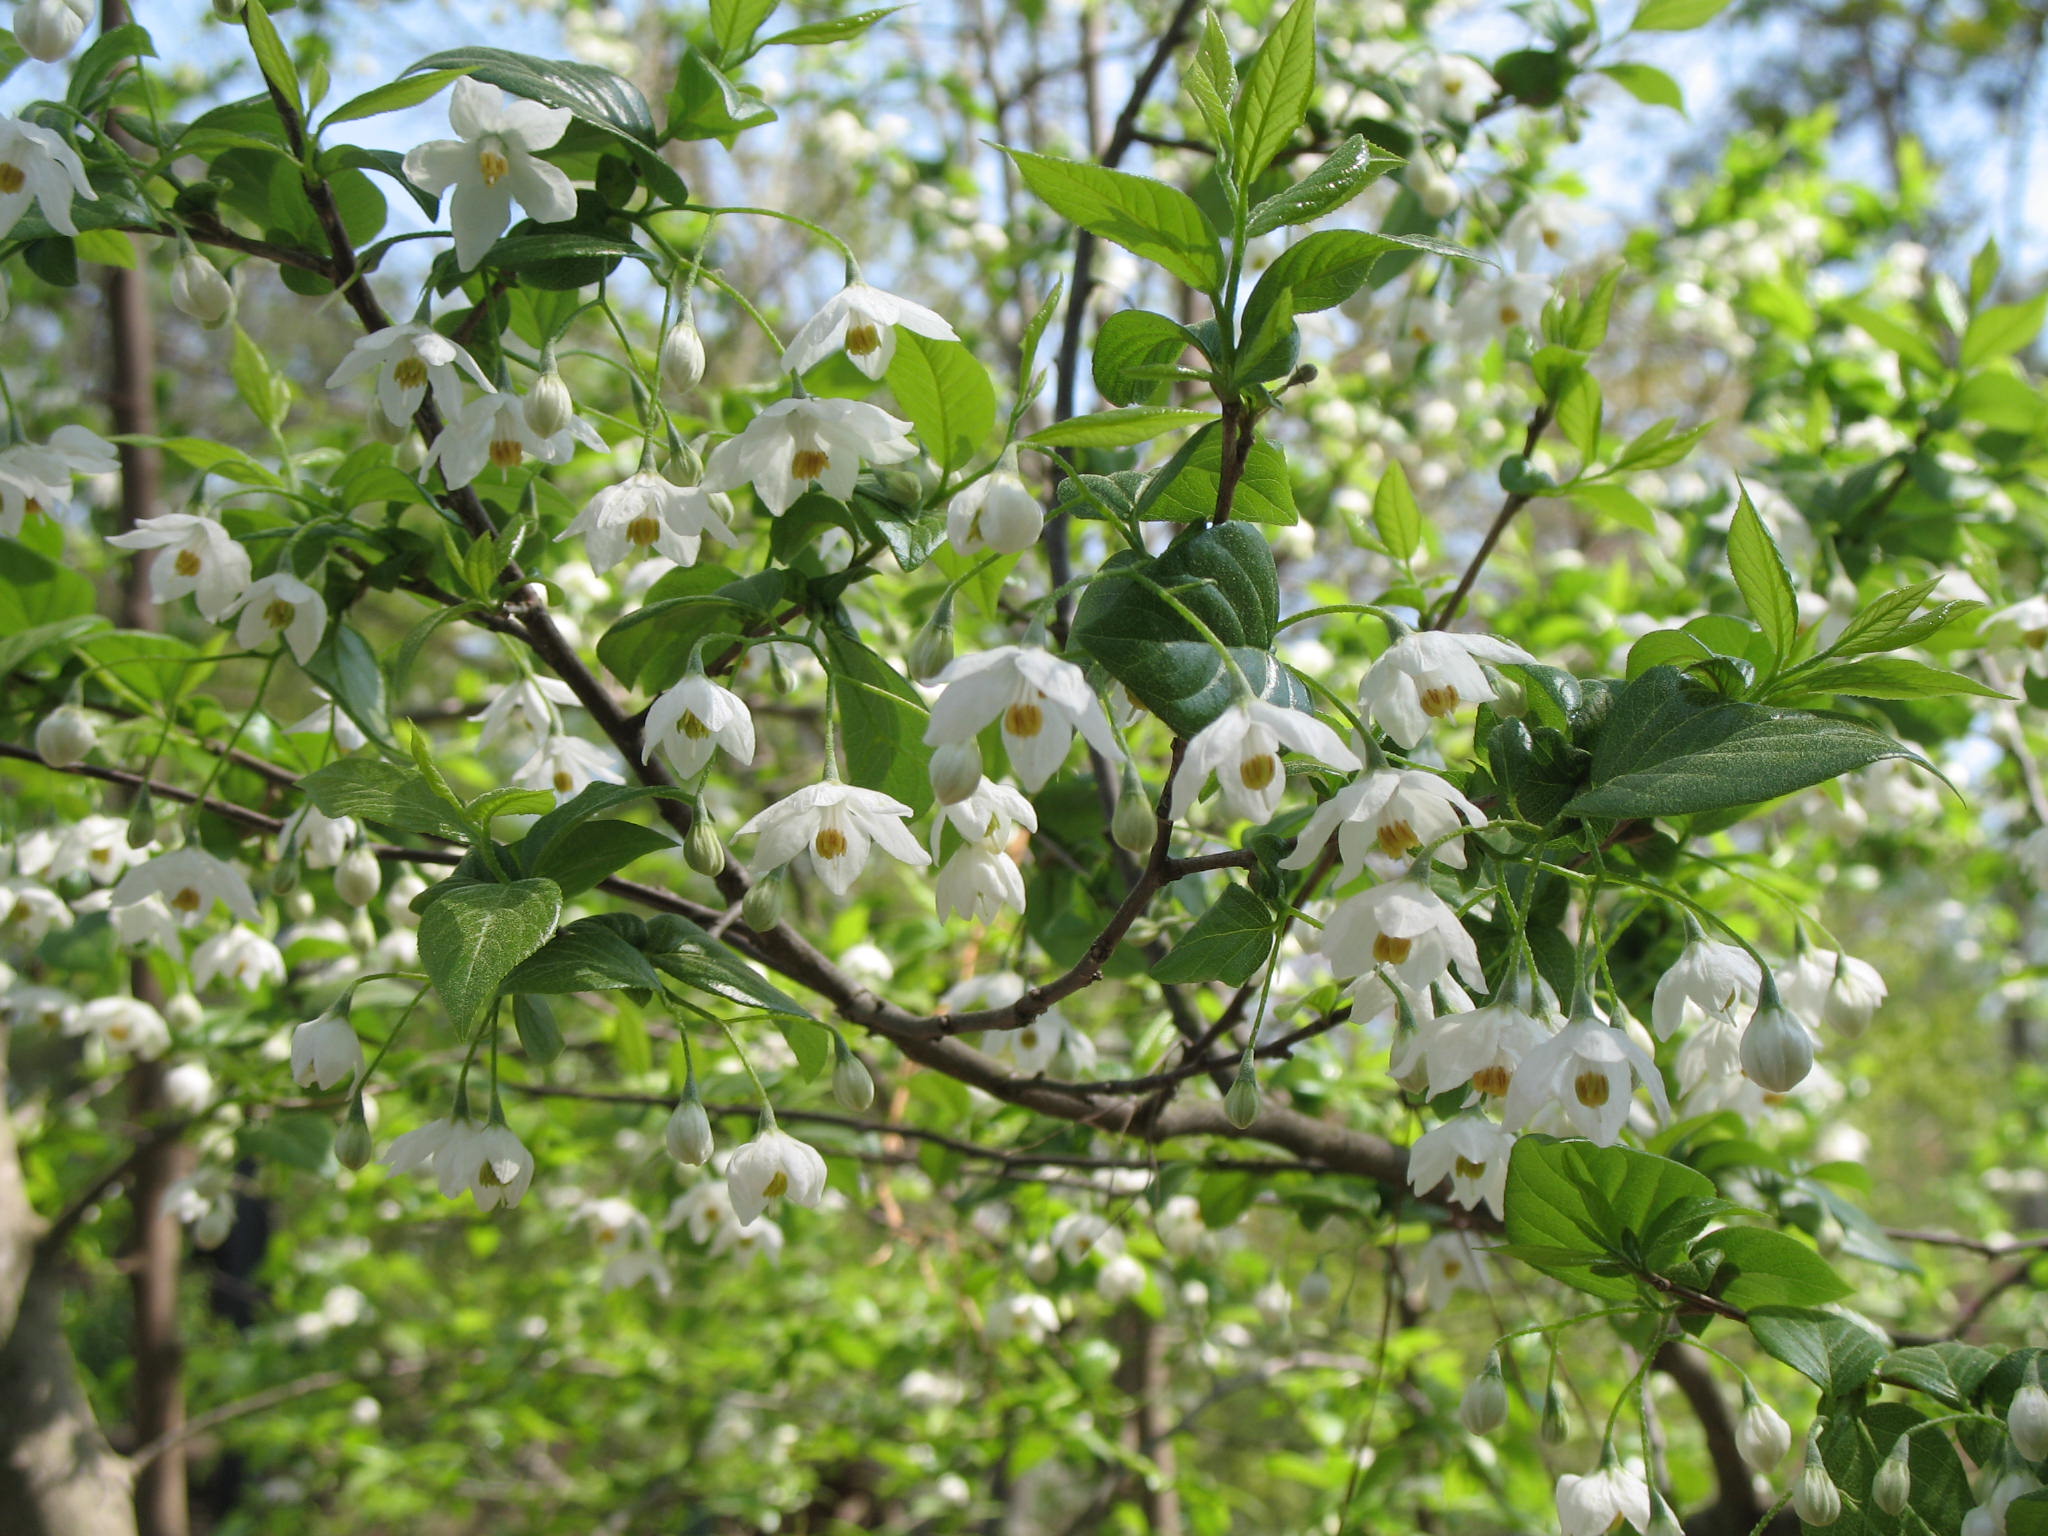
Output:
[
  {"xmin": 782, "ymin": 280, "xmax": 959, "ymax": 380},
  {"xmin": 1318, "ymin": 876, "xmax": 1484, "ymax": 992},
  {"xmin": 0, "ymin": 426, "xmax": 118, "ymax": 536},
  {"xmin": 324, "ymin": 321, "xmax": 491, "ymax": 425},
  {"xmin": 280, "ymin": 804, "xmax": 356, "ymax": 869},
  {"xmin": 1555, "ymin": 1464, "xmax": 1653, "ymax": 1536},
  {"xmin": 1407, "ymin": 1113, "xmax": 1515, "ymax": 1218},
  {"xmin": 1400, "ymin": 983, "xmax": 1556, "ymax": 1101},
  {"xmin": 403, "ymin": 79, "xmax": 577, "ymax": 270},
  {"xmin": 0, "ymin": 877, "xmax": 69, "ymax": 944},
  {"xmin": 644, "ymin": 673, "xmax": 755, "ymax": 779},
  {"xmin": 472, "ymin": 676, "xmax": 579, "ymax": 754},
  {"xmin": 1360, "ymin": 631, "xmax": 1534, "ymax": 749},
  {"xmin": 1416, "ymin": 1230, "xmax": 1492, "ymax": 1309},
  {"xmin": 111, "ymin": 847, "xmax": 259, "ymax": 926},
  {"xmin": 1503, "ymin": 1011, "xmax": 1668, "ymax": 1145},
  {"xmin": 443, "ymin": 1118, "xmax": 536, "ymax": 1211},
  {"xmin": 428, "ymin": 388, "xmax": 606, "ymax": 488},
  {"xmin": 67, "ymin": 996, "xmax": 171, "ymax": 1059},
  {"xmin": 190, "ymin": 924, "xmax": 286, "ymax": 993},
  {"xmin": 946, "ymin": 457, "xmax": 1042, "ymax": 557},
  {"xmin": 106, "ymin": 512, "xmax": 253, "ymax": 622},
  {"xmin": 290, "ymin": 1005, "xmax": 364, "ymax": 1090},
  {"xmin": 726, "ymin": 1126, "xmax": 828, "ymax": 1226},
  {"xmin": 935, "ymin": 839, "xmax": 1026, "ymax": 923},
  {"xmin": 1651, "ymin": 934, "xmax": 1760, "ymax": 1040},
  {"xmin": 1171, "ymin": 697, "xmax": 1359, "ymax": 825},
  {"xmin": 702, "ymin": 396, "xmax": 917, "ymax": 516},
  {"xmin": 558, "ymin": 470, "xmax": 737, "ymax": 572},
  {"xmin": 0, "ymin": 115, "xmax": 95, "ymax": 239},
  {"xmin": 1780, "ymin": 946, "xmax": 1887, "ymax": 1038},
  {"xmin": 923, "ymin": 645, "xmax": 1118, "ymax": 792},
  {"xmin": 933, "ymin": 777, "xmax": 1037, "ymax": 851},
  {"xmin": 1282, "ymin": 765, "xmax": 1488, "ymax": 881},
  {"xmin": 1502, "ymin": 195, "xmax": 1577, "ymax": 269},
  {"xmin": 735, "ymin": 780, "xmax": 929, "ymax": 896},
  {"xmin": 1412, "ymin": 53, "xmax": 1497, "ymax": 126},
  {"xmin": 518, "ymin": 733, "xmax": 625, "ymax": 802},
  {"xmin": 225, "ymin": 572, "xmax": 328, "ymax": 664}
]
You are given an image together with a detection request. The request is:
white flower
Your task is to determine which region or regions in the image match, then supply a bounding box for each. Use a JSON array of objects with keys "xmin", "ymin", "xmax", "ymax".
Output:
[
  {"xmin": 1459, "ymin": 272, "xmax": 1552, "ymax": 342},
  {"xmin": 1412, "ymin": 52, "xmax": 1495, "ymax": 125},
  {"xmin": 558, "ymin": 470, "xmax": 736, "ymax": 571},
  {"xmin": 1502, "ymin": 195, "xmax": 1578, "ymax": 268},
  {"xmin": 190, "ymin": 925, "xmax": 285, "ymax": 992},
  {"xmin": 710, "ymin": 1214, "xmax": 785, "ymax": 1264},
  {"xmin": 644, "ymin": 673, "xmax": 755, "ymax": 779},
  {"xmin": 0, "ymin": 115, "xmax": 95, "ymax": 239},
  {"xmin": 1051, "ymin": 1212, "xmax": 1124, "ymax": 1265},
  {"xmin": 1403, "ymin": 989, "xmax": 1555, "ymax": 1100},
  {"xmin": 1416, "ymin": 1230, "xmax": 1491, "ymax": 1309},
  {"xmin": 1781, "ymin": 947, "xmax": 1886, "ymax": 1037},
  {"xmin": 163, "ymin": 1062, "xmax": 216, "ymax": 1114},
  {"xmin": 1407, "ymin": 1114, "xmax": 1514, "ymax": 1218},
  {"xmin": 12, "ymin": 0, "xmax": 92, "ymax": 62},
  {"xmin": 781, "ymin": 280, "xmax": 958, "ymax": 380},
  {"xmin": 0, "ymin": 877, "xmax": 69, "ymax": 944},
  {"xmin": 1503, "ymin": 1013, "xmax": 1668, "ymax": 1145},
  {"xmin": 987, "ymin": 1292, "xmax": 1059, "ymax": 1343},
  {"xmin": 0, "ymin": 425, "xmax": 118, "ymax": 535},
  {"xmin": 403, "ymin": 79, "xmax": 577, "ymax": 270},
  {"xmin": 1317, "ymin": 876, "xmax": 1484, "ymax": 991},
  {"xmin": 431, "ymin": 1117, "xmax": 536, "ymax": 1211},
  {"xmin": 49, "ymin": 815, "xmax": 139, "ymax": 885},
  {"xmin": 225, "ymin": 572, "xmax": 328, "ymax": 664},
  {"xmin": 324, "ymin": 322, "xmax": 491, "ymax": 424},
  {"xmin": 1651, "ymin": 935, "xmax": 1761, "ymax": 1040},
  {"xmin": 1096, "ymin": 1253, "xmax": 1148, "ymax": 1303},
  {"xmin": 290, "ymin": 1006, "xmax": 364, "ymax": 1089},
  {"xmin": 517, "ymin": 733, "xmax": 625, "ymax": 801},
  {"xmin": 946, "ymin": 460, "xmax": 1043, "ymax": 556},
  {"xmin": 701, "ymin": 396, "xmax": 917, "ymax": 516},
  {"xmin": 734, "ymin": 780, "xmax": 929, "ymax": 896},
  {"xmin": 67, "ymin": 996, "xmax": 171, "ymax": 1059},
  {"xmin": 1, "ymin": 983, "xmax": 75, "ymax": 1031},
  {"xmin": 105, "ymin": 512, "xmax": 254, "ymax": 622},
  {"xmin": 667, "ymin": 1180, "xmax": 737, "ymax": 1243},
  {"xmin": 726, "ymin": 1127, "xmax": 828, "ymax": 1225},
  {"xmin": 283, "ymin": 689, "xmax": 368, "ymax": 751},
  {"xmin": 108, "ymin": 894, "xmax": 178, "ymax": 952},
  {"xmin": 935, "ymin": 839, "xmax": 1026, "ymax": 923},
  {"xmin": 1360, "ymin": 631, "xmax": 1534, "ymax": 749},
  {"xmin": 933, "ymin": 777, "xmax": 1037, "ymax": 850},
  {"xmin": 427, "ymin": 388, "xmax": 605, "ymax": 488},
  {"xmin": 34, "ymin": 703, "xmax": 96, "ymax": 767},
  {"xmin": 1555, "ymin": 1464, "xmax": 1652, "ymax": 1536},
  {"xmin": 280, "ymin": 805, "xmax": 356, "ymax": 869},
  {"xmin": 1171, "ymin": 698, "xmax": 1360, "ymax": 824},
  {"xmin": 1281, "ymin": 765, "xmax": 1485, "ymax": 879},
  {"xmin": 111, "ymin": 847, "xmax": 259, "ymax": 925},
  {"xmin": 471, "ymin": 676, "xmax": 579, "ymax": 753},
  {"xmin": 163, "ymin": 1168, "xmax": 234, "ymax": 1249},
  {"xmin": 923, "ymin": 645, "xmax": 1118, "ymax": 791},
  {"xmin": 981, "ymin": 1004, "xmax": 1080, "ymax": 1076}
]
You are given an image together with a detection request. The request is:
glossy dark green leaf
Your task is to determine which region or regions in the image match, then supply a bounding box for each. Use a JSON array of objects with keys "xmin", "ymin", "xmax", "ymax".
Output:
[
  {"xmin": 418, "ymin": 878, "xmax": 563, "ymax": 1036},
  {"xmin": 1151, "ymin": 885, "xmax": 1276, "ymax": 985}
]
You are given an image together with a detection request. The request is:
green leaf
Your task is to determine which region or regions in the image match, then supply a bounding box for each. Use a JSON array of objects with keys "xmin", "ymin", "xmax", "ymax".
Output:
[
  {"xmin": 1232, "ymin": 0, "xmax": 1316, "ymax": 180},
  {"xmin": 710, "ymin": 0, "xmax": 778, "ymax": 59},
  {"xmin": 1152, "ymin": 885, "xmax": 1276, "ymax": 985},
  {"xmin": 643, "ymin": 913, "xmax": 815, "ymax": 1019},
  {"xmin": 1728, "ymin": 487, "xmax": 1799, "ymax": 663},
  {"xmin": 302, "ymin": 623, "xmax": 398, "ymax": 755},
  {"xmin": 1812, "ymin": 1402, "xmax": 1973, "ymax": 1536},
  {"xmin": 0, "ymin": 539, "xmax": 94, "ymax": 631},
  {"xmin": 824, "ymin": 625, "xmax": 933, "ymax": 814},
  {"xmin": 140, "ymin": 435, "xmax": 283, "ymax": 487},
  {"xmin": 0, "ymin": 614, "xmax": 106, "ymax": 679},
  {"xmin": 1131, "ymin": 424, "xmax": 1298, "ymax": 525},
  {"xmin": 230, "ymin": 324, "xmax": 292, "ymax": 432},
  {"xmin": 319, "ymin": 67, "xmax": 468, "ymax": 129},
  {"xmin": 467, "ymin": 788, "xmax": 559, "ymax": 824},
  {"xmin": 1570, "ymin": 482, "xmax": 1657, "ymax": 534},
  {"xmin": 1002, "ymin": 147, "xmax": 1225, "ymax": 294},
  {"xmin": 1093, "ymin": 310, "xmax": 1203, "ymax": 407},
  {"xmin": 1879, "ymin": 1343, "xmax": 1997, "ymax": 1408},
  {"xmin": 594, "ymin": 566, "xmax": 788, "ymax": 691},
  {"xmin": 1825, "ymin": 582, "xmax": 1977, "ymax": 661},
  {"xmin": 2013, "ymin": 1492, "xmax": 2048, "ymax": 1536},
  {"xmin": 1024, "ymin": 406, "xmax": 1215, "ymax": 450},
  {"xmin": 410, "ymin": 46, "xmax": 656, "ymax": 143},
  {"xmin": 884, "ymin": 332, "xmax": 995, "ymax": 472},
  {"xmin": 666, "ymin": 46, "xmax": 777, "ymax": 141},
  {"xmin": 1838, "ymin": 301, "xmax": 1948, "ymax": 377},
  {"xmin": 418, "ymin": 878, "xmax": 563, "ymax": 1037},
  {"xmin": 1503, "ymin": 1136, "xmax": 1717, "ymax": 1301},
  {"xmin": 66, "ymin": 24, "xmax": 155, "ymax": 113},
  {"xmin": 514, "ymin": 783, "xmax": 692, "ymax": 878},
  {"xmin": 1069, "ymin": 522, "xmax": 1310, "ymax": 735},
  {"xmin": 1563, "ymin": 666, "xmax": 1924, "ymax": 819},
  {"xmin": 298, "ymin": 759, "xmax": 474, "ymax": 841},
  {"xmin": 1609, "ymin": 416, "xmax": 1709, "ymax": 473},
  {"xmin": 502, "ymin": 917, "xmax": 666, "ymax": 993},
  {"xmin": 521, "ymin": 820, "xmax": 677, "ymax": 896},
  {"xmin": 1630, "ymin": 0, "xmax": 1732, "ymax": 28},
  {"xmin": 1747, "ymin": 1305, "xmax": 1889, "ymax": 1394},
  {"xmin": 241, "ymin": 0, "xmax": 302, "ymax": 113},
  {"xmin": 1240, "ymin": 228, "xmax": 1480, "ymax": 347},
  {"xmin": 1246, "ymin": 135, "xmax": 1401, "ymax": 237},
  {"xmin": 1595, "ymin": 61, "xmax": 1684, "ymax": 110},
  {"xmin": 1961, "ymin": 293, "xmax": 2048, "ymax": 369},
  {"xmin": 759, "ymin": 5, "xmax": 906, "ymax": 46},
  {"xmin": 1372, "ymin": 461, "xmax": 1421, "ymax": 559},
  {"xmin": 1184, "ymin": 12, "xmax": 1236, "ymax": 159},
  {"xmin": 774, "ymin": 1016, "xmax": 834, "ymax": 1079},
  {"xmin": 1697, "ymin": 1227, "xmax": 1851, "ymax": 1310},
  {"xmin": 1787, "ymin": 657, "xmax": 2007, "ymax": 701}
]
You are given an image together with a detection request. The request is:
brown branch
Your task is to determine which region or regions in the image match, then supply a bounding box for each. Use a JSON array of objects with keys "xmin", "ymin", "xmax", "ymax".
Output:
[
  {"xmin": 129, "ymin": 1357, "xmax": 433, "ymax": 1471},
  {"xmin": 1425, "ymin": 403, "xmax": 1556, "ymax": 631}
]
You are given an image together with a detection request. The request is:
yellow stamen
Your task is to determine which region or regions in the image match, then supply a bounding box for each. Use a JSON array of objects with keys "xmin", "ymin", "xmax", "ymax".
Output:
[
  {"xmin": 1004, "ymin": 701, "xmax": 1045, "ymax": 738},
  {"xmin": 814, "ymin": 827, "xmax": 848, "ymax": 859},
  {"xmin": 394, "ymin": 357, "xmax": 428, "ymax": 389},
  {"xmin": 1373, "ymin": 933, "xmax": 1413, "ymax": 965},
  {"xmin": 844, "ymin": 322, "xmax": 882, "ymax": 356},
  {"xmin": 171, "ymin": 886, "xmax": 203, "ymax": 913},
  {"xmin": 762, "ymin": 1170, "xmax": 788, "ymax": 1199},
  {"xmin": 553, "ymin": 770, "xmax": 574, "ymax": 794},
  {"xmin": 477, "ymin": 147, "xmax": 510, "ymax": 186},
  {"xmin": 1471, "ymin": 1064, "xmax": 1511, "ymax": 1097},
  {"xmin": 1573, "ymin": 1070, "xmax": 1611, "ymax": 1108},
  {"xmin": 6, "ymin": 900, "xmax": 28, "ymax": 926},
  {"xmin": 791, "ymin": 449, "xmax": 830, "ymax": 480},
  {"xmin": 626, "ymin": 514, "xmax": 661, "ymax": 547},
  {"xmin": 263, "ymin": 599, "xmax": 295, "ymax": 631},
  {"xmin": 1419, "ymin": 685, "xmax": 1461, "ymax": 718},
  {"xmin": 1454, "ymin": 1156, "xmax": 1487, "ymax": 1180},
  {"xmin": 0, "ymin": 164, "xmax": 23, "ymax": 194},
  {"xmin": 1376, "ymin": 819, "xmax": 1420, "ymax": 857},
  {"xmin": 1238, "ymin": 754, "xmax": 1278, "ymax": 792},
  {"xmin": 489, "ymin": 439, "xmax": 524, "ymax": 469},
  {"xmin": 680, "ymin": 711, "xmax": 711, "ymax": 740},
  {"xmin": 478, "ymin": 1159, "xmax": 509, "ymax": 1187},
  {"xmin": 1019, "ymin": 1028, "xmax": 1039, "ymax": 1051},
  {"xmin": 174, "ymin": 549, "xmax": 202, "ymax": 577},
  {"xmin": 1443, "ymin": 1259, "xmax": 1463, "ymax": 1279}
]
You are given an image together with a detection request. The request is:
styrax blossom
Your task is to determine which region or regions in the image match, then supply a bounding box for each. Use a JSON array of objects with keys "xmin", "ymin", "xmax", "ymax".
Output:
[
  {"xmin": 933, "ymin": 778, "xmax": 1036, "ymax": 851},
  {"xmin": 67, "ymin": 997, "xmax": 171, "ymax": 1060},
  {"xmin": 518, "ymin": 733, "xmax": 625, "ymax": 801},
  {"xmin": 0, "ymin": 425, "xmax": 119, "ymax": 536},
  {"xmin": 106, "ymin": 511, "xmax": 254, "ymax": 622},
  {"xmin": 558, "ymin": 469, "xmax": 737, "ymax": 571},
  {"xmin": 111, "ymin": 847, "xmax": 259, "ymax": 925},
  {"xmin": 1170, "ymin": 698, "xmax": 1360, "ymax": 824},
  {"xmin": 1739, "ymin": 994, "xmax": 1815, "ymax": 1093},
  {"xmin": 428, "ymin": 388, "xmax": 606, "ymax": 488},
  {"xmin": 734, "ymin": 780, "xmax": 929, "ymax": 896},
  {"xmin": 1503, "ymin": 1007, "xmax": 1668, "ymax": 1145},
  {"xmin": 225, "ymin": 572, "xmax": 328, "ymax": 664},
  {"xmin": 291, "ymin": 1004, "xmax": 364, "ymax": 1090},
  {"xmin": 666, "ymin": 1180, "xmax": 737, "ymax": 1244},
  {"xmin": 472, "ymin": 676, "xmax": 579, "ymax": 753},
  {"xmin": 1555, "ymin": 1463, "xmax": 1653, "ymax": 1536},
  {"xmin": 702, "ymin": 396, "xmax": 917, "ymax": 516},
  {"xmin": 1096, "ymin": 1253, "xmax": 1148, "ymax": 1304},
  {"xmin": 1651, "ymin": 932, "xmax": 1761, "ymax": 1040},
  {"xmin": 0, "ymin": 877, "xmax": 70, "ymax": 944},
  {"xmin": 782, "ymin": 280, "xmax": 959, "ymax": 380},
  {"xmin": 1983, "ymin": 595, "xmax": 2048, "ymax": 678},
  {"xmin": 403, "ymin": 79, "xmax": 576, "ymax": 270},
  {"xmin": 191, "ymin": 925, "xmax": 285, "ymax": 993},
  {"xmin": 1050, "ymin": 1211, "xmax": 1124, "ymax": 1265},
  {"xmin": 0, "ymin": 115, "xmax": 95, "ymax": 239},
  {"xmin": 1404, "ymin": 983, "xmax": 1555, "ymax": 1100},
  {"xmin": 49, "ymin": 814, "xmax": 140, "ymax": 885},
  {"xmin": 324, "ymin": 321, "xmax": 491, "ymax": 424},
  {"xmin": 1, "ymin": 984, "xmax": 75, "ymax": 1032},
  {"xmin": 1735, "ymin": 1393, "xmax": 1791, "ymax": 1472},
  {"xmin": 1412, "ymin": 52, "xmax": 1496, "ymax": 125},
  {"xmin": 108, "ymin": 895, "xmax": 178, "ymax": 953},
  {"xmin": 923, "ymin": 644, "xmax": 1118, "ymax": 792},
  {"xmin": 162, "ymin": 1168, "xmax": 234, "ymax": 1250},
  {"xmin": 943, "ymin": 972, "xmax": 1080, "ymax": 1077},
  {"xmin": 644, "ymin": 673, "xmax": 755, "ymax": 779},
  {"xmin": 1459, "ymin": 272, "xmax": 1553, "ymax": 344},
  {"xmin": 280, "ymin": 805, "xmax": 356, "ymax": 870},
  {"xmin": 1407, "ymin": 1113, "xmax": 1514, "ymax": 1218},
  {"xmin": 1416, "ymin": 1230, "xmax": 1491, "ymax": 1309},
  {"xmin": 1317, "ymin": 875, "xmax": 1485, "ymax": 993},
  {"xmin": 987, "ymin": 1292, "xmax": 1059, "ymax": 1344},
  {"xmin": 1360, "ymin": 631, "xmax": 1533, "ymax": 748},
  {"xmin": 946, "ymin": 456, "xmax": 1043, "ymax": 556},
  {"xmin": 935, "ymin": 839, "xmax": 1026, "ymax": 923},
  {"xmin": 726, "ymin": 1126, "xmax": 828, "ymax": 1226},
  {"xmin": 169, "ymin": 250, "xmax": 234, "ymax": 328},
  {"xmin": 1281, "ymin": 764, "xmax": 1487, "ymax": 880},
  {"xmin": 710, "ymin": 1214, "xmax": 785, "ymax": 1265},
  {"xmin": 1781, "ymin": 946, "xmax": 1887, "ymax": 1037},
  {"xmin": 441, "ymin": 1120, "xmax": 537, "ymax": 1212},
  {"xmin": 1502, "ymin": 195, "xmax": 1577, "ymax": 268}
]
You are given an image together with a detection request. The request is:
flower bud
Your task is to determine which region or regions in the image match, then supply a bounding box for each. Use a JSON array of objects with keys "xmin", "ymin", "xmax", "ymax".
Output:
[
  {"xmin": 975, "ymin": 473, "xmax": 1045, "ymax": 555},
  {"xmin": 395, "ymin": 432, "xmax": 428, "ymax": 473},
  {"xmin": 1644, "ymin": 1494, "xmax": 1684, "ymax": 1536},
  {"xmin": 270, "ymin": 847, "xmax": 301, "ymax": 897},
  {"xmin": 1740, "ymin": 997, "xmax": 1815, "ymax": 1092},
  {"xmin": 13, "ymin": 0, "xmax": 90, "ymax": 63},
  {"xmin": 165, "ymin": 991, "xmax": 204, "ymax": 1031},
  {"xmin": 2011, "ymin": 1363, "xmax": 2048, "ymax": 1460},
  {"xmin": 832, "ymin": 1041, "xmax": 875, "ymax": 1111},
  {"xmin": 929, "ymin": 740, "xmax": 982, "ymax": 805},
  {"xmin": 1539, "ymin": 1382, "xmax": 1570, "ymax": 1445},
  {"xmin": 523, "ymin": 370, "xmax": 574, "ymax": 437},
  {"xmin": 665, "ymin": 1093, "xmax": 713, "ymax": 1166},
  {"xmin": 1794, "ymin": 1457, "xmax": 1842, "ymax": 1527},
  {"xmin": 660, "ymin": 317, "xmax": 706, "ymax": 395},
  {"xmin": 170, "ymin": 251, "xmax": 234, "ymax": 328},
  {"xmin": 512, "ymin": 994, "xmax": 564, "ymax": 1066},
  {"xmin": 1224, "ymin": 1064, "xmax": 1260, "ymax": 1128},
  {"xmin": 1023, "ymin": 1242, "xmax": 1058, "ymax": 1284},
  {"xmin": 907, "ymin": 605, "xmax": 955, "ymax": 684},
  {"xmin": 334, "ymin": 845, "xmax": 381, "ymax": 907},
  {"xmin": 35, "ymin": 704, "xmax": 96, "ymax": 767},
  {"xmin": 685, "ymin": 819, "xmax": 727, "ymax": 878},
  {"xmin": 1412, "ymin": 163, "xmax": 1461, "ymax": 218},
  {"xmin": 1458, "ymin": 1352, "xmax": 1508, "ymax": 1436},
  {"xmin": 126, "ymin": 788, "xmax": 157, "ymax": 849},
  {"xmin": 1298, "ymin": 1267, "xmax": 1332, "ymax": 1309},
  {"xmin": 741, "ymin": 875, "xmax": 783, "ymax": 931},
  {"xmin": 1735, "ymin": 1392, "xmax": 1790, "ymax": 1473},
  {"xmin": 334, "ymin": 1099, "xmax": 374, "ymax": 1170},
  {"xmin": 1874, "ymin": 1439, "xmax": 1912, "ymax": 1515},
  {"xmin": 1112, "ymin": 769, "xmax": 1157, "ymax": 855}
]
